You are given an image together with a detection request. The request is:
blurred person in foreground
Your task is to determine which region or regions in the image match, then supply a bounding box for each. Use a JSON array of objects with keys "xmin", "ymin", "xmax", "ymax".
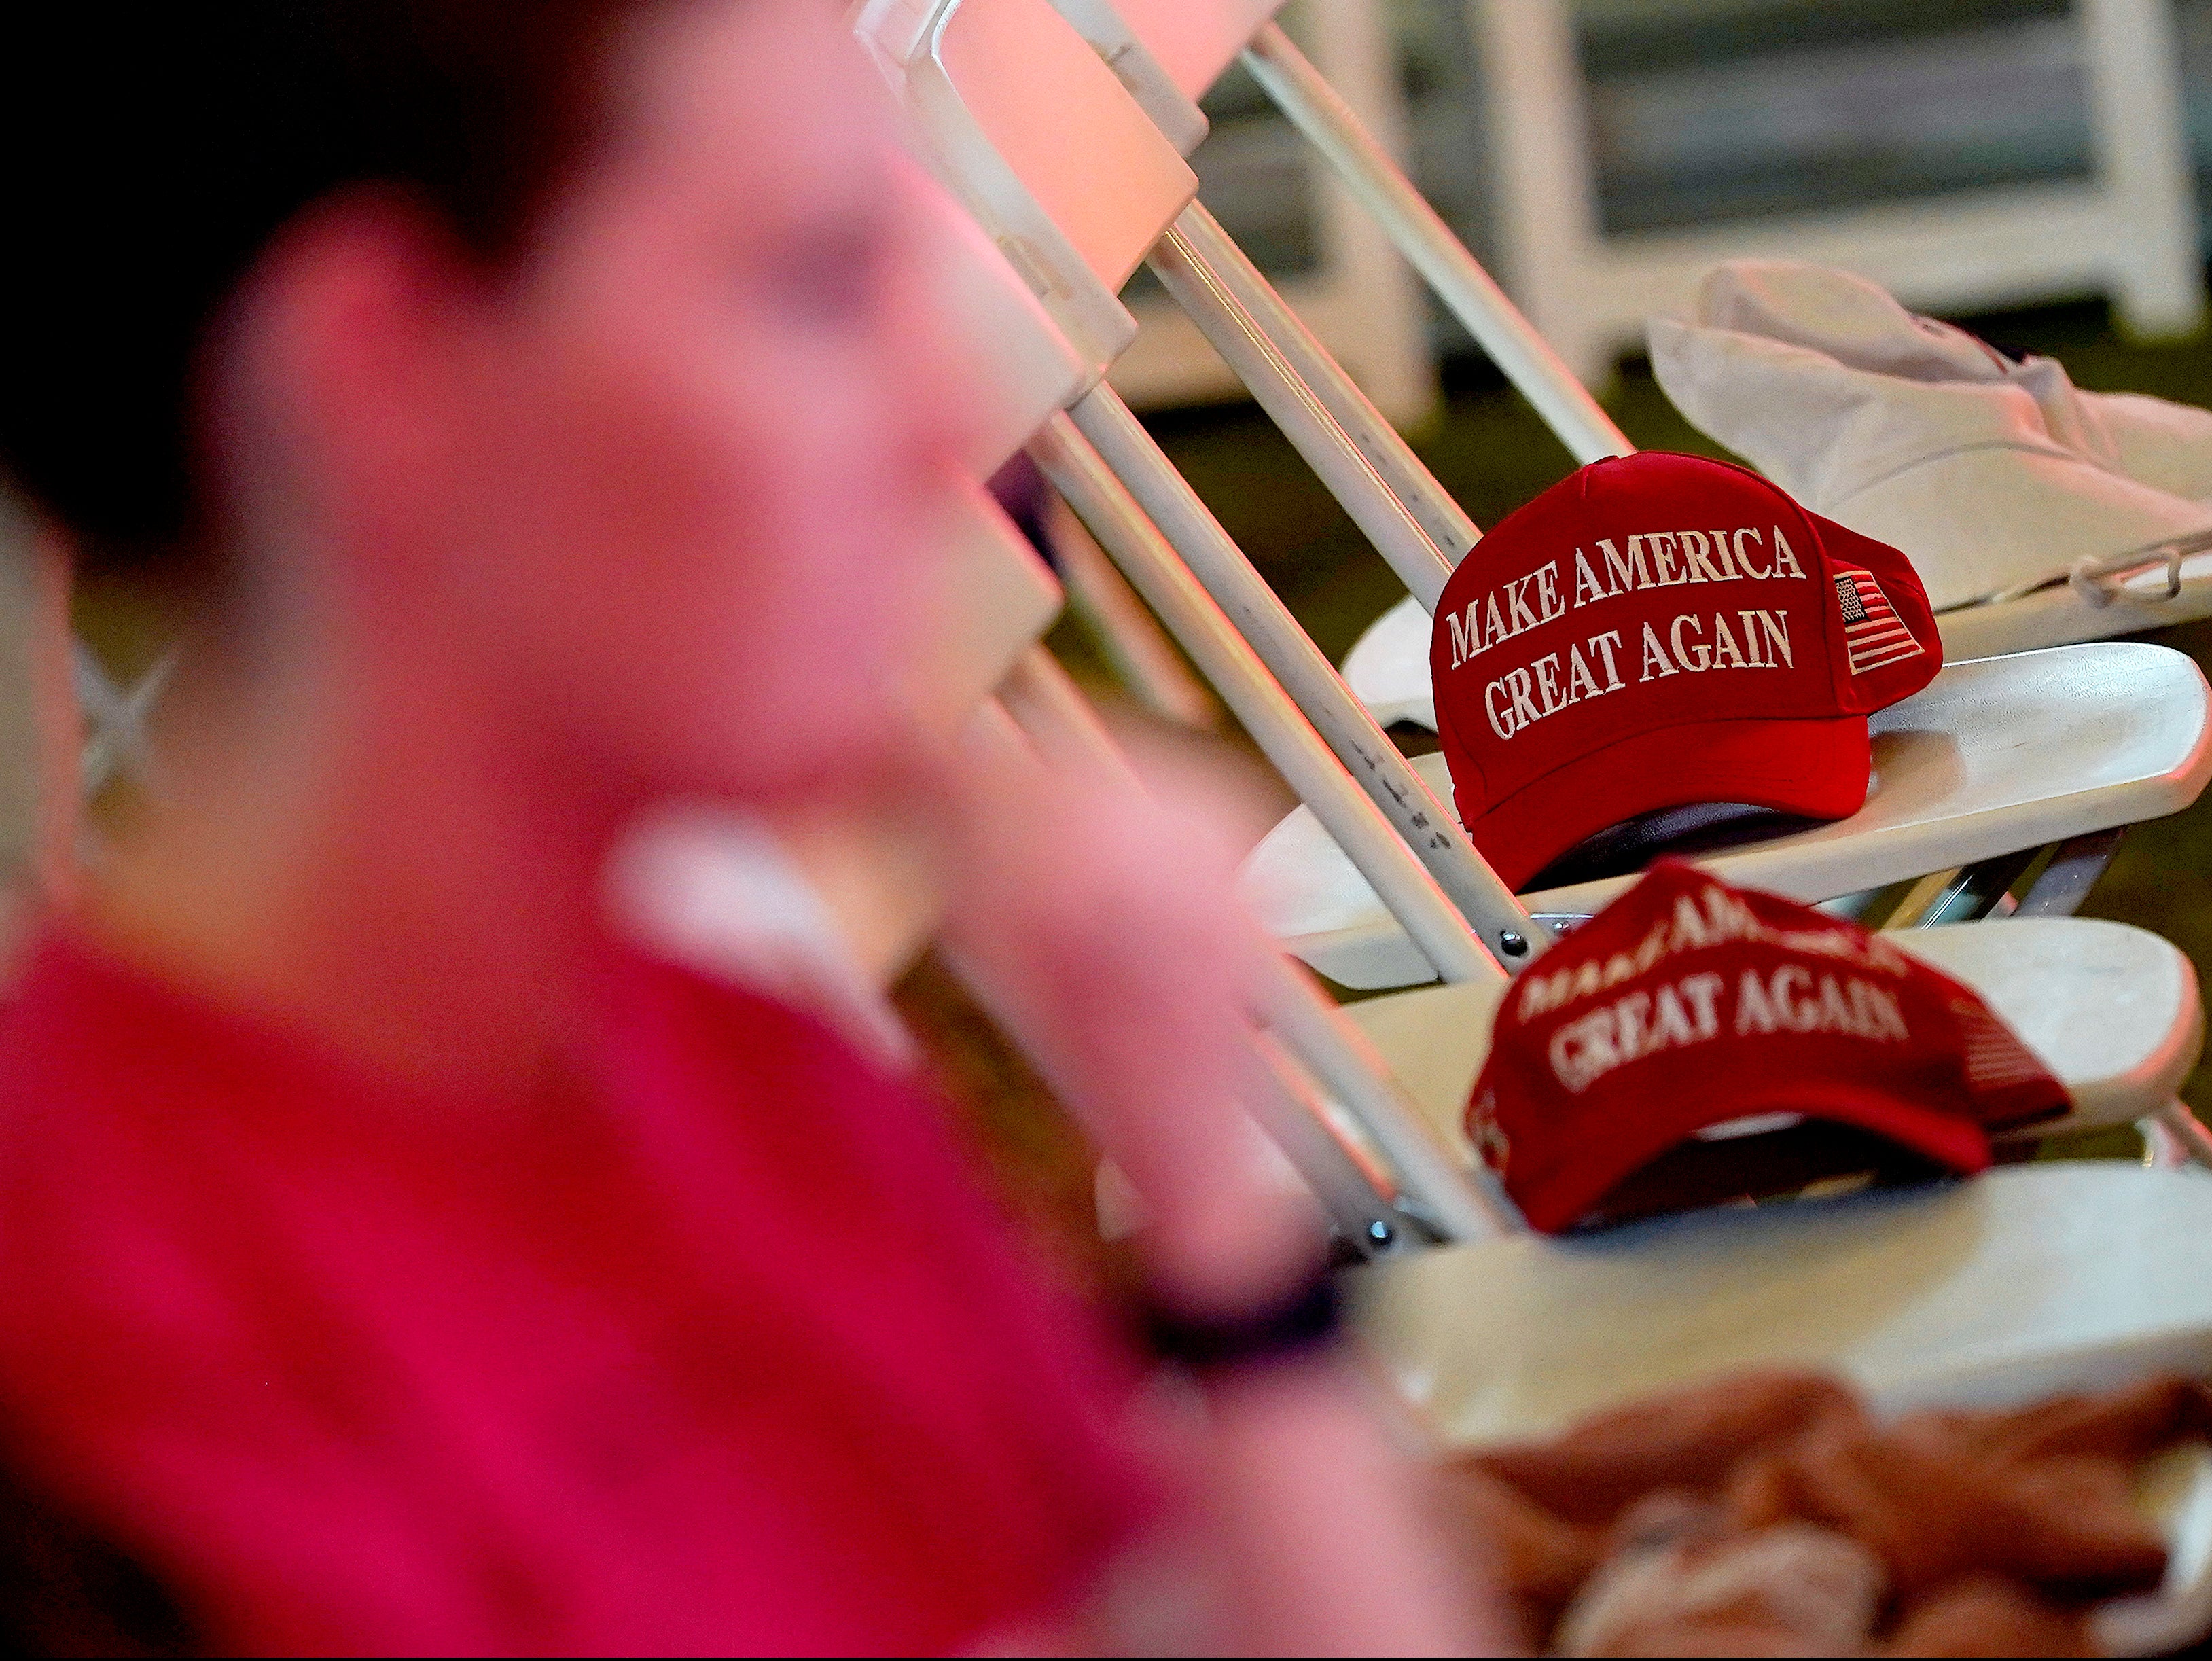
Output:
[{"xmin": 0, "ymin": 1, "xmax": 1493, "ymax": 1654}]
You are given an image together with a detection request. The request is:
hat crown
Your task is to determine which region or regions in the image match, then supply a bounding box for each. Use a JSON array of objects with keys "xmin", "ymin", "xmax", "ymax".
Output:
[
  {"xmin": 1430, "ymin": 453, "xmax": 1941, "ymax": 891},
  {"xmin": 1472, "ymin": 863, "xmax": 2065, "ymax": 1232}
]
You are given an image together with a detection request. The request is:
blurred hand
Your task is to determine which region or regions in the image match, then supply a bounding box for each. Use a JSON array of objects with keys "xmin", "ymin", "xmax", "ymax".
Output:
[{"xmin": 932, "ymin": 695, "xmax": 1312, "ymax": 1310}]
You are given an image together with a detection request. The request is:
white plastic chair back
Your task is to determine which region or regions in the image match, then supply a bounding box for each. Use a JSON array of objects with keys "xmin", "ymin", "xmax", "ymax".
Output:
[
  {"xmin": 914, "ymin": 155, "xmax": 1090, "ymax": 474},
  {"xmin": 935, "ymin": 0, "xmax": 1192, "ymax": 291},
  {"xmin": 855, "ymin": 0, "xmax": 1195, "ymax": 374}
]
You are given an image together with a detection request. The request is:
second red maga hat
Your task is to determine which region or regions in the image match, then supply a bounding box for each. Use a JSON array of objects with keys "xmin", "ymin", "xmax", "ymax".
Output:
[
  {"xmin": 1468, "ymin": 863, "xmax": 2069, "ymax": 1232},
  {"xmin": 1430, "ymin": 452, "xmax": 1942, "ymax": 891}
]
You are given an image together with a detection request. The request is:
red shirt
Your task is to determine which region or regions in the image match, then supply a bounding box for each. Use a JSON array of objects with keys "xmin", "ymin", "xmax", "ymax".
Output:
[{"xmin": 0, "ymin": 931, "xmax": 1142, "ymax": 1654}]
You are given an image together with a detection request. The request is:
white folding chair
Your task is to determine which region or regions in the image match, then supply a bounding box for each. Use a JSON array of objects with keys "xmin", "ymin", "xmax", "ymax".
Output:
[
  {"xmin": 858, "ymin": 0, "xmax": 1544, "ymax": 984},
  {"xmin": 1249, "ymin": 644, "xmax": 2212, "ymax": 986},
  {"xmin": 902, "ymin": 0, "xmax": 2212, "ymax": 972}
]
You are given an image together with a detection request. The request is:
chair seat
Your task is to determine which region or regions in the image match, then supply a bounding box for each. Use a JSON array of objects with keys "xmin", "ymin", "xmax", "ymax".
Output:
[
  {"xmin": 1353, "ymin": 1162, "xmax": 2212, "ymax": 1447},
  {"xmin": 1902, "ymin": 920, "xmax": 2205, "ymax": 1132},
  {"xmin": 1356, "ymin": 1162, "xmax": 2212, "ymax": 1649},
  {"xmin": 1337, "ymin": 917, "xmax": 2202, "ymax": 1162},
  {"xmin": 1247, "ymin": 642, "xmax": 2212, "ymax": 988}
]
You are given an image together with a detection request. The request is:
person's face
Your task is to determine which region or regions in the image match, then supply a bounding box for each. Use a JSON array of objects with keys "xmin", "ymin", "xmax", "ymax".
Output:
[{"xmin": 420, "ymin": 0, "xmax": 971, "ymax": 806}]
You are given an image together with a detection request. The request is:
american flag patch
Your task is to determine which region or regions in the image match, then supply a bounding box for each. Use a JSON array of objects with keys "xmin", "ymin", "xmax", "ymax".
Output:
[
  {"xmin": 1832, "ymin": 565, "xmax": 1925, "ymax": 675},
  {"xmin": 1949, "ymin": 998, "xmax": 2065, "ymax": 1128},
  {"xmin": 1951, "ymin": 1001, "xmax": 2053, "ymax": 1093}
]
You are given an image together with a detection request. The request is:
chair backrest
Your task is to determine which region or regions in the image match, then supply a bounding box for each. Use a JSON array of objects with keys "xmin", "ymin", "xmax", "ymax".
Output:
[
  {"xmin": 1027, "ymin": 0, "xmax": 1209, "ymax": 154},
  {"xmin": 912, "ymin": 156, "xmax": 1090, "ymax": 477},
  {"xmin": 897, "ymin": 164, "xmax": 1075, "ymax": 735},
  {"xmin": 936, "ymin": 0, "xmax": 1192, "ymax": 292},
  {"xmin": 857, "ymin": 0, "xmax": 1196, "ymax": 373},
  {"xmin": 911, "ymin": 484, "xmax": 1063, "ymax": 732}
]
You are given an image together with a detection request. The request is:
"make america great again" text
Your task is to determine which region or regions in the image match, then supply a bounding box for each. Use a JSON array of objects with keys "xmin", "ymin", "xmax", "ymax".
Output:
[{"xmin": 1443, "ymin": 526, "xmax": 1812, "ymax": 742}]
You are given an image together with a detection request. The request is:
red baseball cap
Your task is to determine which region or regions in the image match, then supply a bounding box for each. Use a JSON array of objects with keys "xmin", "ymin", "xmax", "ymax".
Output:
[
  {"xmin": 1431, "ymin": 452, "xmax": 1942, "ymax": 891},
  {"xmin": 1468, "ymin": 862, "xmax": 2068, "ymax": 1233}
]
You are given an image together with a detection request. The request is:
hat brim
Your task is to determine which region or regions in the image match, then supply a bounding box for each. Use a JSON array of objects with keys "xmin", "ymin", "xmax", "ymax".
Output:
[
  {"xmin": 1463, "ymin": 715, "xmax": 1872, "ymax": 894},
  {"xmin": 1508, "ymin": 1076, "xmax": 1995, "ymax": 1234}
]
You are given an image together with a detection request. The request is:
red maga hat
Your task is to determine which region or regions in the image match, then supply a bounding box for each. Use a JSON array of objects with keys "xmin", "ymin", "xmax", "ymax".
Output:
[
  {"xmin": 1469, "ymin": 863, "xmax": 2068, "ymax": 1233},
  {"xmin": 1431, "ymin": 452, "xmax": 1941, "ymax": 891}
]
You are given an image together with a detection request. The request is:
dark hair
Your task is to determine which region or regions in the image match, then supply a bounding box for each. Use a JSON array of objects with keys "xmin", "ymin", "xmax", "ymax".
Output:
[{"xmin": 0, "ymin": 2, "xmax": 657, "ymax": 576}]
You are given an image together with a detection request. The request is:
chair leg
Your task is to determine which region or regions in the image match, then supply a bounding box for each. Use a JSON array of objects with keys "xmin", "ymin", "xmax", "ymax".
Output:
[
  {"xmin": 2014, "ymin": 829, "xmax": 2127, "ymax": 918},
  {"xmin": 1243, "ymin": 18, "xmax": 1633, "ymax": 464},
  {"xmin": 1298, "ymin": 0, "xmax": 1441, "ymax": 430},
  {"xmin": 1903, "ymin": 851, "xmax": 2041, "ymax": 927},
  {"xmin": 2151, "ymin": 1101, "xmax": 2212, "ymax": 1170},
  {"xmin": 1045, "ymin": 496, "xmax": 1218, "ymax": 731},
  {"xmin": 1148, "ymin": 205, "xmax": 1464, "ymax": 607},
  {"xmin": 1461, "ymin": 0, "xmax": 1616, "ymax": 390}
]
